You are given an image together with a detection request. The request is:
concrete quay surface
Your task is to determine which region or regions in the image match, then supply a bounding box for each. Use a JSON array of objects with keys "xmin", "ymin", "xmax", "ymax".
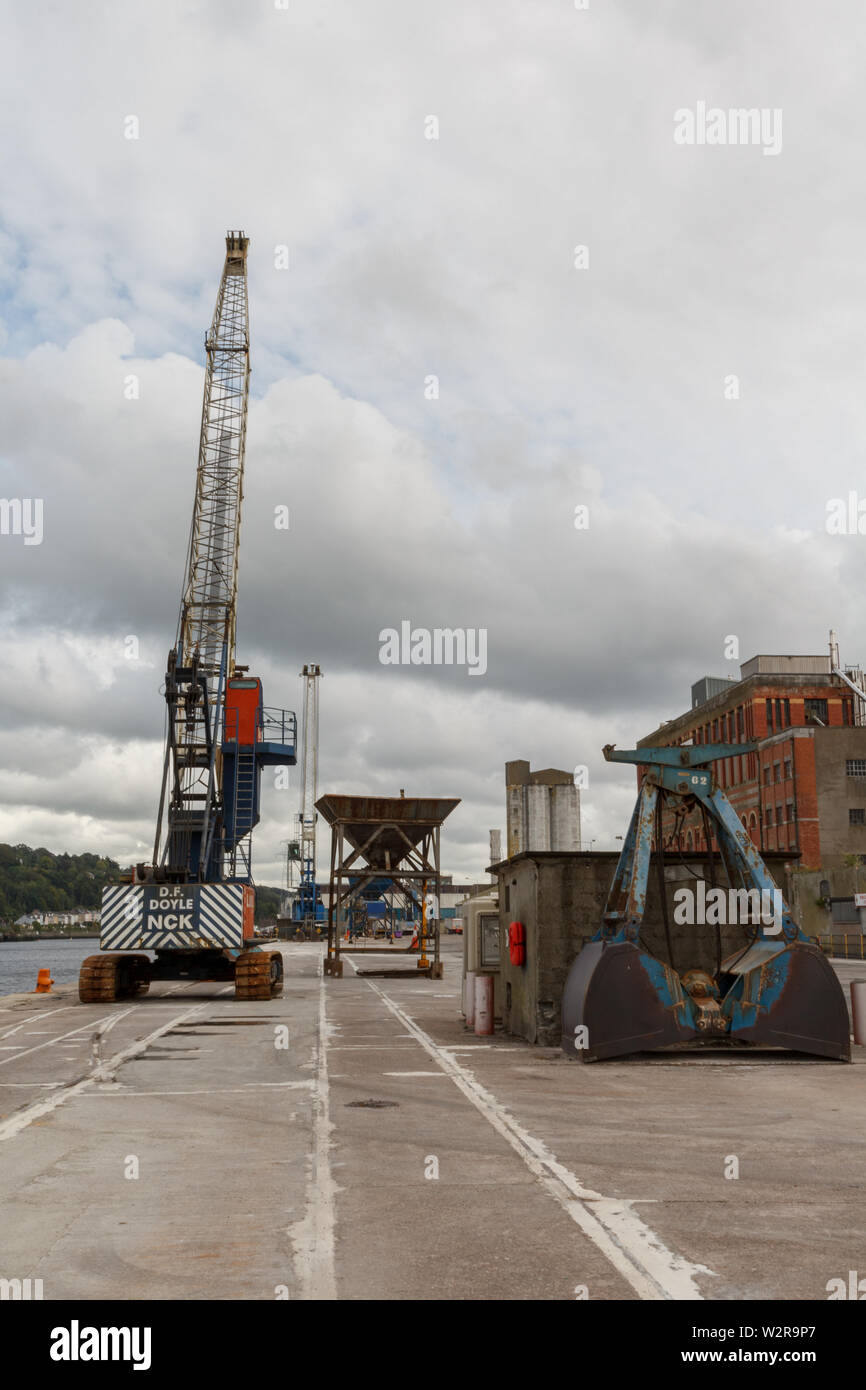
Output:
[{"xmin": 0, "ymin": 938, "xmax": 864, "ymax": 1301}]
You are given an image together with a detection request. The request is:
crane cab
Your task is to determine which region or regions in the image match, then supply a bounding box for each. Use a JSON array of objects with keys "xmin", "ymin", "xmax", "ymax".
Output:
[{"xmin": 224, "ymin": 676, "xmax": 262, "ymax": 746}]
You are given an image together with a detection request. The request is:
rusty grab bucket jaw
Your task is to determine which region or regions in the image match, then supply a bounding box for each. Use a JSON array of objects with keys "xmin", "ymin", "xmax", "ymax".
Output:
[
  {"xmin": 563, "ymin": 939, "xmax": 851, "ymax": 1062},
  {"xmin": 562, "ymin": 744, "xmax": 852, "ymax": 1063}
]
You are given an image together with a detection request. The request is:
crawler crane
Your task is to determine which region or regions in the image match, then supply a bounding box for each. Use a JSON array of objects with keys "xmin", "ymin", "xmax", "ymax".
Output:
[{"xmin": 79, "ymin": 232, "xmax": 295, "ymax": 1002}]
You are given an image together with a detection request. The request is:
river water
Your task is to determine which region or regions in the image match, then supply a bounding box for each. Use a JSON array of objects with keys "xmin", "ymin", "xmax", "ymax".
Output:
[{"xmin": 0, "ymin": 939, "xmax": 101, "ymax": 997}]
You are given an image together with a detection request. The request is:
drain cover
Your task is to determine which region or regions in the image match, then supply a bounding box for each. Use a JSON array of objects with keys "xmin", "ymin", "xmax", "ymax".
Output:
[{"xmin": 344, "ymin": 1099, "xmax": 399, "ymax": 1109}]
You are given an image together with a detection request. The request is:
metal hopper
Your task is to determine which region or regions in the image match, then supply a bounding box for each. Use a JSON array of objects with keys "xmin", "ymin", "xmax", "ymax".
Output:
[{"xmin": 316, "ymin": 794, "xmax": 460, "ymax": 977}]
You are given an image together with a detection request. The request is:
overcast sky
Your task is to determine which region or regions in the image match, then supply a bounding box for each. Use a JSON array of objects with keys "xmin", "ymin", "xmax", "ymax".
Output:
[{"xmin": 1, "ymin": 0, "xmax": 865, "ymax": 885}]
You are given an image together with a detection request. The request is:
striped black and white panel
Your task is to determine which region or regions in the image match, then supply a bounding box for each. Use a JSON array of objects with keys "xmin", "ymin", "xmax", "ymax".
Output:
[
  {"xmin": 101, "ymin": 882, "xmax": 246, "ymax": 951},
  {"xmin": 197, "ymin": 884, "xmax": 245, "ymax": 948},
  {"xmin": 100, "ymin": 885, "xmax": 144, "ymax": 950},
  {"xmin": 141, "ymin": 930, "xmax": 198, "ymax": 949}
]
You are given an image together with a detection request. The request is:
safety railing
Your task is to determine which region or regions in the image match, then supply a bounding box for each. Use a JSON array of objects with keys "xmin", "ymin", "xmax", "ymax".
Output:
[
  {"xmin": 223, "ymin": 706, "xmax": 296, "ymax": 745},
  {"xmin": 262, "ymin": 707, "xmax": 296, "ymax": 746},
  {"xmin": 816, "ymin": 934, "xmax": 866, "ymax": 959}
]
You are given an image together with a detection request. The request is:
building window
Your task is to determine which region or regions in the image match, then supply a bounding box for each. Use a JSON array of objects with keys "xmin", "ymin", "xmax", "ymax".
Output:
[
  {"xmin": 787, "ymin": 802, "xmax": 796, "ymax": 823},
  {"xmin": 805, "ymin": 698, "xmax": 828, "ymax": 725},
  {"xmin": 846, "ymin": 759, "xmax": 866, "ymax": 777},
  {"xmin": 784, "ymin": 759, "xmax": 792, "ymax": 778},
  {"xmin": 765, "ymin": 807, "xmax": 773, "ymax": 826},
  {"xmin": 763, "ymin": 766, "xmax": 771, "ymax": 786},
  {"xmin": 776, "ymin": 803, "xmax": 784, "ymax": 824},
  {"xmin": 737, "ymin": 706, "xmax": 744, "ymax": 738},
  {"xmin": 783, "ymin": 698, "xmax": 790, "ymax": 727},
  {"xmin": 766, "ymin": 698, "xmax": 773, "ymax": 732},
  {"xmin": 850, "ymin": 809, "xmax": 866, "ymax": 826},
  {"xmin": 774, "ymin": 762, "xmax": 781, "ymax": 783}
]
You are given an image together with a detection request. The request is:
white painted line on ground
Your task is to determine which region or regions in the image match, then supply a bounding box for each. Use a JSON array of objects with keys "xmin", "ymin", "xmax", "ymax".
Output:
[
  {"xmin": 365, "ymin": 980, "xmax": 714, "ymax": 1302},
  {"xmin": 0, "ymin": 1011, "xmax": 123, "ymax": 1068},
  {"xmin": 288, "ymin": 964, "xmax": 337, "ymax": 1300},
  {"xmin": 0, "ymin": 1007, "xmax": 77, "ymax": 1038},
  {"xmin": 382, "ymin": 1071, "xmax": 450, "ymax": 1078},
  {"xmin": 0, "ymin": 998, "xmax": 220, "ymax": 1143},
  {"xmin": 0, "ymin": 1082, "xmax": 64, "ymax": 1088},
  {"xmin": 83, "ymin": 1081, "xmax": 315, "ymax": 1097}
]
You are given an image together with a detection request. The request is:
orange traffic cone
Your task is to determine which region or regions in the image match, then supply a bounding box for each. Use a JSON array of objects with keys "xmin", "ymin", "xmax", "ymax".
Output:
[{"xmin": 34, "ymin": 968, "xmax": 53, "ymax": 994}]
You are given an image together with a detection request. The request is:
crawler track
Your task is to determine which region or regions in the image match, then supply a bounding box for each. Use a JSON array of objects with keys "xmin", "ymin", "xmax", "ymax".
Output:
[
  {"xmin": 78, "ymin": 953, "xmax": 150, "ymax": 1003},
  {"xmin": 235, "ymin": 951, "xmax": 284, "ymax": 1000}
]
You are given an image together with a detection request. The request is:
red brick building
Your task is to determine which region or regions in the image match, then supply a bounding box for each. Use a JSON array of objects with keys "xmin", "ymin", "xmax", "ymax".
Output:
[{"xmin": 637, "ymin": 654, "xmax": 866, "ymax": 869}]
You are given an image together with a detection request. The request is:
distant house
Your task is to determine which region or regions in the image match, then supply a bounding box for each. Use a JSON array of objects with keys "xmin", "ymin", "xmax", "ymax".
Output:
[{"xmin": 13, "ymin": 909, "xmax": 97, "ymax": 929}]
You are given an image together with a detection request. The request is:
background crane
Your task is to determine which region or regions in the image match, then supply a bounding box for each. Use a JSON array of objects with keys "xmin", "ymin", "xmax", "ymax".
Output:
[{"xmin": 295, "ymin": 663, "xmax": 323, "ymax": 936}]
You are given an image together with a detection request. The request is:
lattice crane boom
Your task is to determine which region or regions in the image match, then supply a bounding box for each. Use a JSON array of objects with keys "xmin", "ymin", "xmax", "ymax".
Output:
[{"xmin": 179, "ymin": 231, "xmax": 249, "ymax": 682}]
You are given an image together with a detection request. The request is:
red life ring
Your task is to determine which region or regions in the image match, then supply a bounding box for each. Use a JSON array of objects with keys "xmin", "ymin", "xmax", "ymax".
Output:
[{"xmin": 508, "ymin": 920, "xmax": 526, "ymax": 967}]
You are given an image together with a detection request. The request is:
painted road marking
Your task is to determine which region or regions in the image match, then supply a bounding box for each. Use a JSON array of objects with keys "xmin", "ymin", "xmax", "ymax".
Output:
[
  {"xmin": 382, "ymin": 1071, "xmax": 450, "ymax": 1077},
  {"xmin": 83, "ymin": 1082, "xmax": 315, "ymax": 1097},
  {"xmin": 0, "ymin": 1008, "xmax": 77, "ymax": 1038},
  {"xmin": 0, "ymin": 996, "xmax": 230, "ymax": 1143},
  {"xmin": 288, "ymin": 964, "xmax": 336, "ymax": 1301},
  {"xmin": 0, "ymin": 1082, "xmax": 64, "ymax": 1088},
  {"xmin": 0, "ymin": 1012, "xmax": 124, "ymax": 1068},
  {"xmin": 365, "ymin": 980, "xmax": 715, "ymax": 1302}
]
